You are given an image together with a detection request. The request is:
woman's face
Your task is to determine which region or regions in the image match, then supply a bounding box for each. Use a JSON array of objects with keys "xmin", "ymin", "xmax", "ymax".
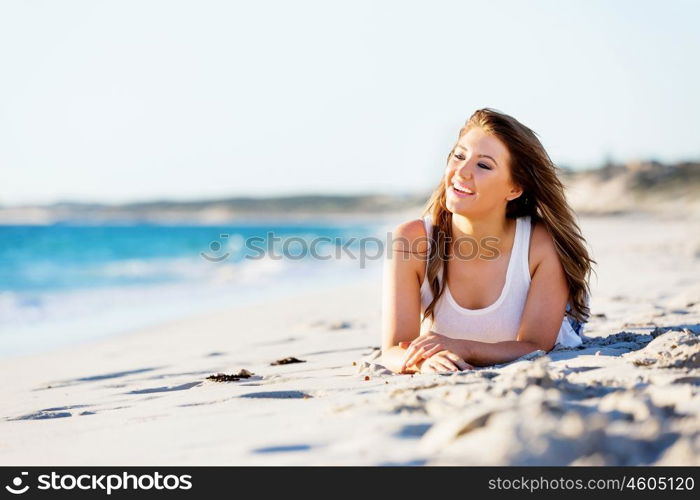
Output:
[{"xmin": 444, "ymin": 127, "xmax": 522, "ymax": 217}]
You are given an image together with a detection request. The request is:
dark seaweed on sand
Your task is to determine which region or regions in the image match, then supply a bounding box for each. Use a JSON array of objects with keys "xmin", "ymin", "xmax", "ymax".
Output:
[
  {"xmin": 270, "ymin": 357, "xmax": 306, "ymax": 366},
  {"xmin": 206, "ymin": 369, "xmax": 254, "ymax": 382}
]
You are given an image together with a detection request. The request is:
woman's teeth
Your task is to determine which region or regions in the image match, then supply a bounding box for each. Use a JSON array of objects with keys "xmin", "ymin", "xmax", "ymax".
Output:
[{"xmin": 452, "ymin": 181, "xmax": 475, "ymax": 195}]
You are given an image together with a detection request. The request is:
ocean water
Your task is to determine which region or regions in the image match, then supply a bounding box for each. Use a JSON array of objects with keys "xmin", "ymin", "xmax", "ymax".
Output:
[{"xmin": 0, "ymin": 221, "xmax": 389, "ymax": 358}]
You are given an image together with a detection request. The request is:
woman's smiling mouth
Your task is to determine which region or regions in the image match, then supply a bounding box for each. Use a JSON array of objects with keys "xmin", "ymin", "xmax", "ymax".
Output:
[{"xmin": 450, "ymin": 180, "xmax": 476, "ymax": 197}]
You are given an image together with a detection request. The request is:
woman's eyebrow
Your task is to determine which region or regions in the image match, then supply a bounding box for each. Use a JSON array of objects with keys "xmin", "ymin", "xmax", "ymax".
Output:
[{"xmin": 454, "ymin": 145, "xmax": 499, "ymax": 166}]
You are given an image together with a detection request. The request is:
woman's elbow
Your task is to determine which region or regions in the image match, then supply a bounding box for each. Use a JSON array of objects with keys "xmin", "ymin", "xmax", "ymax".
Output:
[
  {"xmin": 532, "ymin": 339, "xmax": 556, "ymax": 352},
  {"xmin": 518, "ymin": 337, "xmax": 554, "ymax": 353}
]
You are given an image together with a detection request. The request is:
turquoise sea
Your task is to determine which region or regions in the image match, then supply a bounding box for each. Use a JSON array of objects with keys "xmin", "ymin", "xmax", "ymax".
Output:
[{"xmin": 0, "ymin": 221, "xmax": 387, "ymax": 358}]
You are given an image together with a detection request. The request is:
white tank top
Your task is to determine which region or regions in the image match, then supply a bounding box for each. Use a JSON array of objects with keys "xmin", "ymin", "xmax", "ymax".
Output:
[{"xmin": 419, "ymin": 214, "xmax": 582, "ymax": 348}]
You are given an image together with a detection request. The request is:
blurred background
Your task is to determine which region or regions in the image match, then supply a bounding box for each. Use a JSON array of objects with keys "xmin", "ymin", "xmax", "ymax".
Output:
[{"xmin": 1, "ymin": 0, "xmax": 699, "ymax": 357}]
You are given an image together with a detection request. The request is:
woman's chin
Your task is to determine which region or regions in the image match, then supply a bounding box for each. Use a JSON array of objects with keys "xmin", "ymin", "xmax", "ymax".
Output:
[
  {"xmin": 446, "ymin": 194, "xmax": 477, "ymax": 214},
  {"xmin": 448, "ymin": 201, "xmax": 497, "ymax": 220}
]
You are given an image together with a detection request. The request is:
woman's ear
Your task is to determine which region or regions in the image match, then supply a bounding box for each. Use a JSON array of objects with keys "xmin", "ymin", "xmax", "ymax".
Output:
[{"xmin": 506, "ymin": 186, "xmax": 524, "ymax": 201}]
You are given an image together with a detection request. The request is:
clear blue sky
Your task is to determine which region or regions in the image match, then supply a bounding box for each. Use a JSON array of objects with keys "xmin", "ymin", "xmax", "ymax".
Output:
[{"xmin": 1, "ymin": 0, "xmax": 698, "ymax": 205}]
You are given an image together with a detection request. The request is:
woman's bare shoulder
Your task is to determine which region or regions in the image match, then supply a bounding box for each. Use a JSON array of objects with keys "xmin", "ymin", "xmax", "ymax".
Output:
[
  {"xmin": 529, "ymin": 219, "xmax": 560, "ymax": 271},
  {"xmin": 393, "ymin": 218, "xmax": 427, "ymax": 239},
  {"xmin": 390, "ymin": 218, "xmax": 430, "ymax": 278}
]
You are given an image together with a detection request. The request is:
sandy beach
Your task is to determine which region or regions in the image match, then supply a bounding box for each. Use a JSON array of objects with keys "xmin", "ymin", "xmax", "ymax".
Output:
[{"xmin": 1, "ymin": 213, "xmax": 699, "ymax": 466}]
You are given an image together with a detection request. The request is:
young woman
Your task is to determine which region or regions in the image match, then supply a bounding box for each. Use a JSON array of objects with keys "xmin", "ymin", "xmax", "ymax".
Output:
[{"xmin": 380, "ymin": 108, "xmax": 595, "ymax": 374}]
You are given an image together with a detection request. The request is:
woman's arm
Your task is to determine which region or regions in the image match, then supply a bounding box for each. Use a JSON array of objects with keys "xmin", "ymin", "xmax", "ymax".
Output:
[
  {"xmin": 380, "ymin": 219, "xmax": 428, "ymax": 374},
  {"xmin": 453, "ymin": 339, "xmax": 543, "ymax": 367},
  {"xmin": 401, "ymin": 332, "xmax": 541, "ymax": 368}
]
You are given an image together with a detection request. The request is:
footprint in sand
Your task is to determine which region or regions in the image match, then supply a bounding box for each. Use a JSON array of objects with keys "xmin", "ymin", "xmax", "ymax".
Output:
[
  {"xmin": 329, "ymin": 320, "xmax": 354, "ymax": 330},
  {"xmin": 239, "ymin": 390, "xmax": 312, "ymax": 399},
  {"xmin": 6, "ymin": 404, "xmax": 94, "ymax": 421},
  {"xmin": 37, "ymin": 367, "xmax": 162, "ymax": 390},
  {"xmin": 126, "ymin": 382, "xmax": 202, "ymax": 394},
  {"xmin": 308, "ymin": 319, "xmax": 361, "ymax": 331},
  {"xmin": 672, "ymin": 376, "xmax": 700, "ymax": 385},
  {"xmin": 146, "ymin": 370, "xmax": 214, "ymax": 381},
  {"xmin": 252, "ymin": 444, "xmax": 312, "ymax": 453},
  {"xmin": 394, "ymin": 423, "xmax": 433, "ymax": 439},
  {"xmin": 7, "ymin": 411, "xmax": 73, "ymax": 421}
]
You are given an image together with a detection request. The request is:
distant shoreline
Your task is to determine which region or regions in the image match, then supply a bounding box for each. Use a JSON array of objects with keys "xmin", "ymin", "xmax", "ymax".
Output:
[{"xmin": 1, "ymin": 160, "xmax": 698, "ymax": 224}]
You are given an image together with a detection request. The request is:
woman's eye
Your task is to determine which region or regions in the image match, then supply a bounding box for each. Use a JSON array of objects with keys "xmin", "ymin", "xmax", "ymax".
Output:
[{"xmin": 453, "ymin": 154, "xmax": 492, "ymax": 170}]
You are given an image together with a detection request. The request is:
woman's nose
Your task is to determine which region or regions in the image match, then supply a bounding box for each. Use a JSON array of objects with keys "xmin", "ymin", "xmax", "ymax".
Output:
[{"xmin": 456, "ymin": 161, "xmax": 473, "ymax": 178}]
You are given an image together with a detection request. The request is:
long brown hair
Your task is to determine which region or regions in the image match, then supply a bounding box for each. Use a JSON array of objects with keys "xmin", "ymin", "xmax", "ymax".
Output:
[{"xmin": 422, "ymin": 108, "xmax": 595, "ymax": 325}]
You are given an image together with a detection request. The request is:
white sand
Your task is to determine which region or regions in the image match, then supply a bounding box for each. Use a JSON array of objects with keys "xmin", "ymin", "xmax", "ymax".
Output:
[{"xmin": 1, "ymin": 213, "xmax": 699, "ymax": 465}]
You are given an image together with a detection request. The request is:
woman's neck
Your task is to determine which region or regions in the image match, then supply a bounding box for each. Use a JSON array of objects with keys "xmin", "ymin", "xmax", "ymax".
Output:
[{"xmin": 450, "ymin": 211, "xmax": 512, "ymax": 246}]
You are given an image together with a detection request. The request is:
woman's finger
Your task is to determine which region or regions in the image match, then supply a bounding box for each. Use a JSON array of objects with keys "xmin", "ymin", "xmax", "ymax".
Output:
[
  {"xmin": 424, "ymin": 352, "xmax": 456, "ymax": 372},
  {"xmin": 410, "ymin": 334, "xmax": 439, "ymax": 350},
  {"xmin": 414, "ymin": 343, "xmax": 440, "ymax": 366},
  {"xmin": 402, "ymin": 335, "xmax": 440, "ymax": 370},
  {"xmin": 443, "ymin": 351, "xmax": 472, "ymax": 371},
  {"xmin": 400, "ymin": 343, "xmax": 421, "ymax": 370},
  {"xmin": 401, "ymin": 346, "xmax": 414, "ymax": 368},
  {"xmin": 422, "ymin": 344, "xmax": 444, "ymax": 359},
  {"xmin": 403, "ymin": 337, "xmax": 426, "ymax": 359},
  {"xmin": 435, "ymin": 356, "xmax": 459, "ymax": 372},
  {"xmin": 420, "ymin": 360, "xmax": 437, "ymax": 373},
  {"xmin": 405, "ymin": 345, "xmax": 429, "ymax": 369},
  {"xmin": 433, "ymin": 360, "xmax": 455, "ymax": 373},
  {"xmin": 401, "ymin": 345, "xmax": 421, "ymax": 370}
]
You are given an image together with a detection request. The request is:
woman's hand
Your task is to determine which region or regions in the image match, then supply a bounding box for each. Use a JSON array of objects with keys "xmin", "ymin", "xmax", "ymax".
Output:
[
  {"xmin": 419, "ymin": 350, "xmax": 473, "ymax": 373},
  {"xmin": 400, "ymin": 332, "xmax": 467, "ymax": 372}
]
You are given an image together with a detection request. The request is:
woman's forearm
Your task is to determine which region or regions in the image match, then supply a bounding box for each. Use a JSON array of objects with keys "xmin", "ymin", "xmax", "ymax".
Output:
[{"xmin": 459, "ymin": 339, "xmax": 542, "ymax": 367}]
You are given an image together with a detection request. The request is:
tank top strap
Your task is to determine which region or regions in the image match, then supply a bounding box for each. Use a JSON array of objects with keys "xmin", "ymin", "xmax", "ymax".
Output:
[
  {"xmin": 518, "ymin": 215, "xmax": 533, "ymax": 283},
  {"xmin": 421, "ymin": 214, "xmax": 433, "ymax": 286},
  {"xmin": 422, "ymin": 214, "xmax": 433, "ymax": 245}
]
